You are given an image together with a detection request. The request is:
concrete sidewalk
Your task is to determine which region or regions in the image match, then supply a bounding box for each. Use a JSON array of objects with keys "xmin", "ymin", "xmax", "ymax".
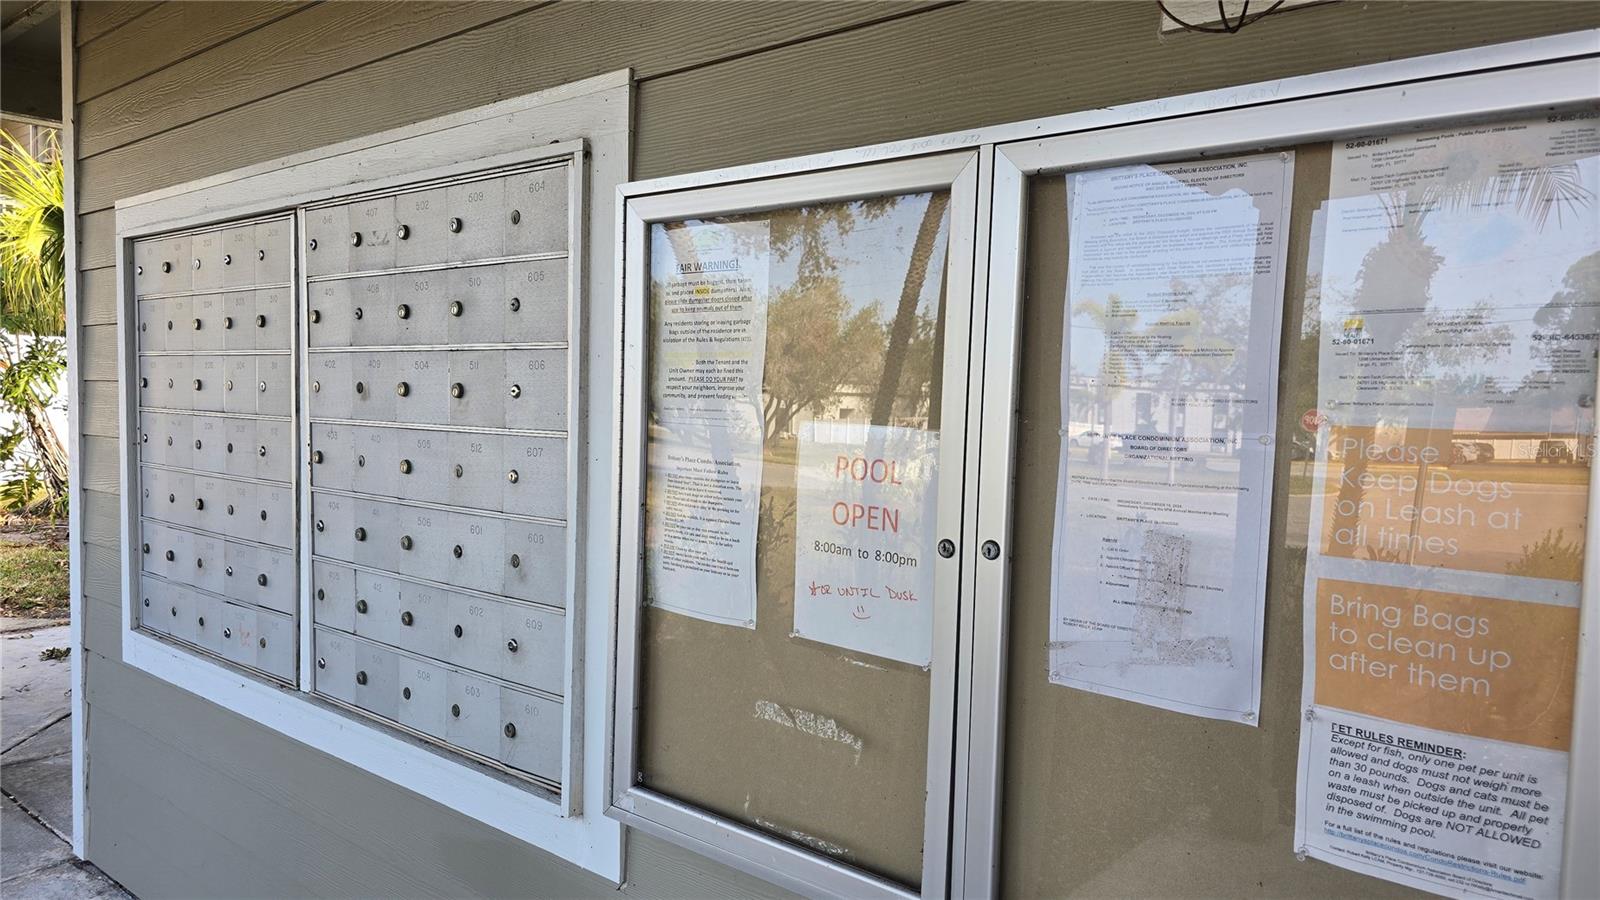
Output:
[{"xmin": 2, "ymin": 622, "xmax": 131, "ymax": 898}]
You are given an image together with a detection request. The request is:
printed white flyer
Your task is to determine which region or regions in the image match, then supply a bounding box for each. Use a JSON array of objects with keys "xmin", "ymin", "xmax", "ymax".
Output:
[
  {"xmin": 792, "ymin": 423, "xmax": 939, "ymax": 666},
  {"xmin": 645, "ymin": 220, "xmax": 771, "ymax": 627},
  {"xmin": 1049, "ymin": 151, "xmax": 1294, "ymax": 723}
]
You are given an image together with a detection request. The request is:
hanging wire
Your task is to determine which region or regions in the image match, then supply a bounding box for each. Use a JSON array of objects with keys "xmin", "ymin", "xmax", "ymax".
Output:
[{"xmin": 1158, "ymin": 0, "xmax": 1289, "ymax": 34}]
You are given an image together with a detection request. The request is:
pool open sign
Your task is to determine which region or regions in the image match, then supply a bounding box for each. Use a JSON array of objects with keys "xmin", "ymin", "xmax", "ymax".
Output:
[{"xmin": 792, "ymin": 423, "xmax": 939, "ymax": 666}]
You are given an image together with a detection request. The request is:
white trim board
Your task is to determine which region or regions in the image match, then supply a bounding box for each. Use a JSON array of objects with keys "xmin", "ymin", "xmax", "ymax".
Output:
[
  {"xmin": 110, "ymin": 72, "xmax": 631, "ymax": 883},
  {"xmin": 62, "ymin": 0, "xmax": 87, "ymax": 861}
]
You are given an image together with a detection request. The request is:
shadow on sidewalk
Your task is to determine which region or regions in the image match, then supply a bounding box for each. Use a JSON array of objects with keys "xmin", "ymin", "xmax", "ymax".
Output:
[{"xmin": 2, "ymin": 623, "xmax": 131, "ymax": 898}]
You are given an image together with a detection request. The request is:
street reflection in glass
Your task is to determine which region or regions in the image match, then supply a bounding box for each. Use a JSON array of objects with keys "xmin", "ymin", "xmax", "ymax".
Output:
[{"xmin": 638, "ymin": 190, "xmax": 951, "ymax": 888}]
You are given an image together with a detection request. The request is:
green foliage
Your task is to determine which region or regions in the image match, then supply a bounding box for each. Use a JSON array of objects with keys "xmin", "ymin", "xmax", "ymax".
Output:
[
  {"xmin": 0, "ymin": 337, "xmax": 67, "ymax": 516},
  {"xmin": 1507, "ymin": 527, "xmax": 1585, "ymax": 582},
  {"xmin": 0, "ymin": 456, "xmax": 52, "ymax": 514},
  {"xmin": 0, "ymin": 130, "xmax": 65, "ymax": 336},
  {"xmin": 761, "ymin": 276, "xmax": 884, "ymax": 439},
  {"xmin": 0, "ymin": 335, "xmax": 65, "ymax": 409}
]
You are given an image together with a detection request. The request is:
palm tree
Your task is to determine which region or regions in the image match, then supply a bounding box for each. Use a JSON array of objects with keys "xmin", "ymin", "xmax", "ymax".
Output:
[
  {"xmin": 0, "ymin": 130, "xmax": 69, "ymax": 514},
  {"xmin": 1, "ymin": 130, "xmax": 65, "ymax": 335}
]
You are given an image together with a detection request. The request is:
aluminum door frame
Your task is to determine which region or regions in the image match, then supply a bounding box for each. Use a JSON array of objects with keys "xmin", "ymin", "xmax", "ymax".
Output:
[
  {"xmin": 610, "ymin": 150, "xmax": 984, "ymax": 899},
  {"xmin": 968, "ymin": 49, "xmax": 1600, "ymax": 900}
]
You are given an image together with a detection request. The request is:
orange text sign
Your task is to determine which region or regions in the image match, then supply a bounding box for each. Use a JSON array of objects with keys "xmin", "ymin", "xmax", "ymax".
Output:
[
  {"xmin": 1319, "ymin": 425, "xmax": 1588, "ymax": 581},
  {"xmin": 1314, "ymin": 578, "xmax": 1580, "ymax": 751}
]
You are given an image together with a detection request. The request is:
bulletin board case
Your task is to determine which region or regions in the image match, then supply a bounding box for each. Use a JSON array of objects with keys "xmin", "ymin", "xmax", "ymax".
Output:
[
  {"xmin": 611, "ymin": 150, "xmax": 982, "ymax": 899},
  {"xmin": 607, "ymin": 33, "xmax": 1600, "ymax": 900}
]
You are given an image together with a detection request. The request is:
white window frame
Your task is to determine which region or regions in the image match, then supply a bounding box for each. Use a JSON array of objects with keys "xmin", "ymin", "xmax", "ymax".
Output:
[
  {"xmin": 110, "ymin": 70, "xmax": 630, "ymax": 882},
  {"xmin": 605, "ymin": 31, "xmax": 1598, "ymax": 900}
]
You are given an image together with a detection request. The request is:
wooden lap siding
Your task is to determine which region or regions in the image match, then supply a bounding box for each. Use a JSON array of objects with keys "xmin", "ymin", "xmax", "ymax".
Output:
[{"xmin": 70, "ymin": 2, "xmax": 1600, "ymax": 897}]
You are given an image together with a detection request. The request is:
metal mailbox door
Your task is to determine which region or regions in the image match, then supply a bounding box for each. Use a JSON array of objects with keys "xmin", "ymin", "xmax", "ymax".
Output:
[
  {"xmin": 308, "ymin": 279, "xmax": 353, "ymax": 349},
  {"xmin": 254, "ymin": 608, "xmax": 296, "ymax": 680},
  {"xmin": 350, "ymin": 352, "xmax": 397, "ymax": 422},
  {"xmin": 304, "ymin": 205, "xmax": 351, "ymax": 276},
  {"xmin": 444, "ymin": 431, "xmax": 501, "ymax": 512},
  {"xmin": 393, "ymin": 271, "xmax": 444, "ymax": 345},
  {"xmin": 311, "ymin": 493, "xmax": 354, "ymax": 563},
  {"xmin": 256, "ymin": 421, "xmax": 293, "ymax": 483},
  {"xmin": 353, "ymin": 569, "xmax": 403, "ymax": 649},
  {"xmin": 394, "ymin": 429, "xmax": 448, "ymax": 506},
  {"xmin": 442, "ymin": 587, "xmax": 504, "ymax": 676},
  {"xmin": 314, "ymin": 628, "xmax": 356, "ymax": 705},
  {"xmin": 500, "ymin": 519, "xmax": 562, "ymax": 607},
  {"xmin": 447, "ymin": 350, "xmax": 504, "ymax": 430},
  {"xmin": 503, "ymin": 166, "xmax": 568, "ymax": 256},
  {"xmin": 393, "ymin": 579, "xmax": 448, "ymax": 661},
  {"xmin": 446, "ymin": 265, "xmax": 505, "ymax": 346},
  {"xmin": 254, "ymin": 287, "xmax": 292, "ymax": 350},
  {"xmin": 392, "ymin": 351, "xmax": 448, "ymax": 426},
  {"xmin": 219, "ymin": 602, "xmax": 256, "ymax": 669},
  {"xmin": 498, "ymin": 603, "xmax": 565, "ymax": 695},
  {"xmin": 189, "ymin": 356, "xmax": 222, "ymax": 411},
  {"xmin": 448, "ymin": 511, "xmax": 505, "ymax": 597},
  {"xmin": 396, "ymin": 504, "xmax": 453, "ymax": 587},
  {"xmin": 222, "ymin": 479, "xmax": 257, "ymax": 543},
  {"xmin": 254, "ymin": 219, "xmax": 290, "ymax": 284},
  {"xmin": 256, "ymin": 355, "xmax": 292, "ymax": 417},
  {"xmin": 191, "ymin": 294, "xmax": 224, "ymax": 350},
  {"xmin": 312, "ymin": 562, "xmax": 357, "ymax": 634},
  {"xmin": 499, "ymin": 434, "xmax": 564, "ymax": 519},
  {"xmin": 222, "ymin": 418, "xmax": 257, "ymax": 479},
  {"xmin": 308, "ymin": 352, "xmax": 352, "ymax": 420},
  {"xmin": 499, "ymin": 688, "xmax": 562, "ymax": 781},
  {"xmin": 502, "ymin": 349, "xmax": 564, "ymax": 432},
  {"xmin": 349, "ymin": 275, "xmax": 396, "ymax": 348},
  {"xmin": 350, "ymin": 424, "xmax": 398, "ymax": 498},
  {"xmin": 394, "ymin": 187, "xmax": 451, "ymax": 269},
  {"xmin": 346, "ymin": 196, "xmax": 397, "ymax": 274},
  {"xmin": 223, "ymin": 357, "xmax": 256, "ymax": 415},
  {"xmin": 309, "ymin": 424, "xmax": 353, "ymax": 491},
  {"xmin": 396, "ymin": 656, "xmax": 450, "ymax": 739},
  {"xmin": 446, "ymin": 177, "xmax": 507, "ymax": 262},
  {"xmin": 499, "ymin": 259, "xmax": 566, "ymax": 345},
  {"xmin": 162, "ymin": 296, "xmax": 194, "ymax": 353},
  {"xmin": 351, "ymin": 640, "xmax": 400, "ymax": 721},
  {"xmin": 223, "ymin": 292, "xmax": 255, "ymax": 350},
  {"xmin": 221, "ymin": 225, "xmax": 255, "ymax": 289},
  {"xmin": 445, "ymin": 668, "xmax": 501, "ymax": 758}
]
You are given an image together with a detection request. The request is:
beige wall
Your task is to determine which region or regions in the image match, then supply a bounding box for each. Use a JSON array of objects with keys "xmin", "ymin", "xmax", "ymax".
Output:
[{"xmin": 71, "ymin": 2, "xmax": 1600, "ymax": 896}]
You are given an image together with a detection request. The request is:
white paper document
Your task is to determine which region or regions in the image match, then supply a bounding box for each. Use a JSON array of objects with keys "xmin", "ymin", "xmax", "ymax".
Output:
[
  {"xmin": 792, "ymin": 423, "xmax": 940, "ymax": 666},
  {"xmin": 1295, "ymin": 116, "xmax": 1599, "ymax": 900},
  {"xmin": 1049, "ymin": 151, "xmax": 1294, "ymax": 722},
  {"xmin": 645, "ymin": 220, "xmax": 771, "ymax": 627}
]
